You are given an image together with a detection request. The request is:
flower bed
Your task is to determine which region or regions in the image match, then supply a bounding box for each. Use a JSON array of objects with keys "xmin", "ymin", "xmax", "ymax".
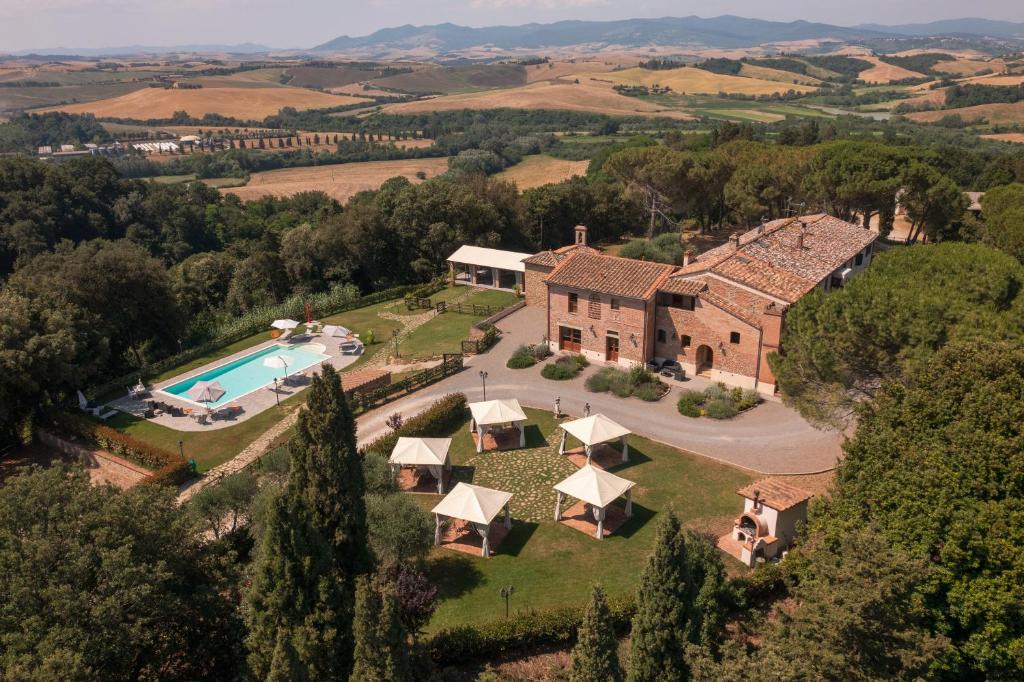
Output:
[
  {"xmin": 506, "ymin": 343, "xmax": 552, "ymax": 369},
  {"xmin": 584, "ymin": 365, "xmax": 669, "ymax": 402},
  {"xmin": 677, "ymin": 383, "xmax": 760, "ymax": 419},
  {"xmin": 540, "ymin": 353, "xmax": 588, "ymax": 380}
]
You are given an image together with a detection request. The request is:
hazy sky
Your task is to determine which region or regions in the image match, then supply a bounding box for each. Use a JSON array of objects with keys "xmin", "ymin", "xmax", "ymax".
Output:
[{"xmin": 2, "ymin": 0, "xmax": 1022, "ymax": 51}]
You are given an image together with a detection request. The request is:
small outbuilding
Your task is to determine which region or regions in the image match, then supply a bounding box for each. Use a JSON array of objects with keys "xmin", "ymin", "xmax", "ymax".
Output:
[
  {"xmin": 719, "ymin": 478, "xmax": 812, "ymax": 567},
  {"xmin": 447, "ymin": 245, "xmax": 531, "ymax": 291},
  {"xmin": 431, "ymin": 482, "xmax": 513, "ymax": 558},
  {"xmin": 557, "ymin": 413, "xmax": 631, "ymax": 466},
  {"xmin": 388, "ymin": 436, "xmax": 452, "ymax": 494},
  {"xmin": 468, "ymin": 398, "xmax": 528, "ymax": 452},
  {"xmin": 554, "ymin": 465, "xmax": 635, "ymax": 539}
]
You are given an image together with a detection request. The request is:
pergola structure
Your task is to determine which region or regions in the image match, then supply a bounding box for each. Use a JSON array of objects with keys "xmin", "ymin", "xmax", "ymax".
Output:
[
  {"xmin": 468, "ymin": 398, "xmax": 528, "ymax": 453},
  {"xmin": 388, "ymin": 437, "xmax": 452, "ymax": 494},
  {"xmin": 431, "ymin": 482, "xmax": 513, "ymax": 558},
  {"xmin": 447, "ymin": 245, "xmax": 531, "ymax": 291},
  {"xmin": 554, "ymin": 465, "xmax": 636, "ymax": 539},
  {"xmin": 558, "ymin": 414, "xmax": 631, "ymax": 465}
]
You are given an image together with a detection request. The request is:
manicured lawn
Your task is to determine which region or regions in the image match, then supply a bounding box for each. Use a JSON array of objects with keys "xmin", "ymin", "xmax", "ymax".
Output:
[
  {"xmin": 420, "ymin": 408, "xmax": 754, "ymax": 631},
  {"xmin": 397, "ymin": 288, "xmax": 520, "ymax": 360},
  {"xmin": 105, "ymin": 389, "xmax": 307, "ymax": 472}
]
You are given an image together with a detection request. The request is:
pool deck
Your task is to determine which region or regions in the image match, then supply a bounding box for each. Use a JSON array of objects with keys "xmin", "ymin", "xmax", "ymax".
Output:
[{"xmin": 109, "ymin": 332, "xmax": 361, "ymax": 432}]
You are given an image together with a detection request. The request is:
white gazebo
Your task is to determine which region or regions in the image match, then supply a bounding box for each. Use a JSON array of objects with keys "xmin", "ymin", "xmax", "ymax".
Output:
[
  {"xmin": 554, "ymin": 465, "xmax": 636, "ymax": 539},
  {"xmin": 431, "ymin": 482, "xmax": 513, "ymax": 558},
  {"xmin": 558, "ymin": 414, "xmax": 631, "ymax": 464},
  {"xmin": 388, "ymin": 437, "xmax": 452, "ymax": 494},
  {"xmin": 468, "ymin": 398, "xmax": 528, "ymax": 453}
]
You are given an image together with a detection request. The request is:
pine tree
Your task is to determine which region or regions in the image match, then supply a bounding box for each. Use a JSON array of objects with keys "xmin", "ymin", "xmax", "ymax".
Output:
[
  {"xmin": 351, "ymin": 577, "xmax": 413, "ymax": 682},
  {"xmin": 569, "ymin": 584, "xmax": 622, "ymax": 682},
  {"xmin": 627, "ymin": 510, "xmax": 692, "ymax": 682},
  {"xmin": 245, "ymin": 365, "xmax": 371, "ymax": 679}
]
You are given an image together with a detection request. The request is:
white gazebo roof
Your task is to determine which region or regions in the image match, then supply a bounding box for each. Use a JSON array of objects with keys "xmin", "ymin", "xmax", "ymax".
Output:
[
  {"xmin": 447, "ymin": 245, "xmax": 531, "ymax": 273},
  {"xmin": 322, "ymin": 324, "xmax": 353, "ymax": 338},
  {"xmin": 389, "ymin": 437, "xmax": 452, "ymax": 466},
  {"xmin": 560, "ymin": 414, "xmax": 631, "ymax": 446},
  {"xmin": 469, "ymin": 398, "xmax": 528, "ymax": 426},
  {"xmin": 554, "ymin": 465, "xmax": 636, "ymax": 509},
  {"xmin": 431, "ymin": 482, "xmax": 513, "ymax": 525}
]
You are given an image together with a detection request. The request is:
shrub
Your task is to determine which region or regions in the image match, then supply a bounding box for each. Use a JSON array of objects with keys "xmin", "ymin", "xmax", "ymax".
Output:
[
  {"xmin": 541, "ymin": 360, "xmax": 581, "ymax": 381},
  {"xmin": 634, "ymin": 382, "xmax": 667, "ymax": 402},
  {"xmin": 584, "ymin": 367, "xmax": 616, "ymax": 393},
  {"xmin": 532, "ymin": 344, "xmax": 552, "ymax": 361},
  {"xmin": 677, "ymin": 400, "xmax": 702, "ymax": 418},
  {"xmin": 426, "ymin": 596, "xmax": 635, "ymax": 666},
  {"xmin": 361, "ymin": 393, "xmax": 468, "ymax": 456},
  {"xmin": 703, "ymin": 383, "xmax": 726, "ymax": 400},
  {"xmin": 507, "ymin": 344, "xmax": 538, "ymax": 369},
  {"xmin": 737, "ymin": 389, "xmax": 760, "ymax": 411},
  {"xmin": 704, "ymin": 398, "xmax": 739, "ymax": 420},
  {"xmin": 609, "ymin": 373, "xmax": 633, "ymax": 398}
]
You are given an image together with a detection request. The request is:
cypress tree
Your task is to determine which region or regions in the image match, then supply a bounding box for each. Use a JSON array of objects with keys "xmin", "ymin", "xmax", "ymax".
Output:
[
  {"xmin": 245, "ymin": 364, "xmax": 371, "ymax": 679},
  {"xmin": 569, "ymin": 584, "xmax": 622, "ymax": 682},
  {"xmin": 351, "ymin": 577, "xmax": 413, "ymax": 682},
  {"xmin": 627, "ymin": 510, "xmax": 692, "ymax": 682}
]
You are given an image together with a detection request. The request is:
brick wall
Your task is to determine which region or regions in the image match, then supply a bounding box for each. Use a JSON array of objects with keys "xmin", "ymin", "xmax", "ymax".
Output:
[
  {"xmin": 524, "ymin": 263, "xmax": 552, "ymax": 307},
  {"xmin": 547, "ymin": 284, "xmax": 647, "ymax": 366}
]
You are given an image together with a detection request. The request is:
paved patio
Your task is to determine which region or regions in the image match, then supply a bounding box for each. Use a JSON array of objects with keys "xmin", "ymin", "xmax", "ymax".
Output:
[
  {"xmin": 356, "ymin": 305, "xmax": 845, "ymax": 475},
  {"xmin": 110, "ymin": 331, "xmax": 362, "ymax": 432}
]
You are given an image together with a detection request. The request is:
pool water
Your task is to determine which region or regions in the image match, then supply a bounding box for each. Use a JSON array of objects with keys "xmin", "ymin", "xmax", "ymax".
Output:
[{"xmin": 161, "ymin": 344, "xmax": 330, "ymax": 407}]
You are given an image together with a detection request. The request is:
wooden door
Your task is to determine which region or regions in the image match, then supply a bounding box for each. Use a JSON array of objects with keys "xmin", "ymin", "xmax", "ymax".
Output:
[
  {"xmin": 606, "ymin": 335, "xmax": 619, "ymax": 362},
  {"xmin": 560, "ymin": 326, "xmax": 581, "ymax": 352}
]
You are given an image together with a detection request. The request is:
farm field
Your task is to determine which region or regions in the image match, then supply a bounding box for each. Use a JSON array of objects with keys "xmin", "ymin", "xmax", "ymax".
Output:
[
  {"xmin": 907, "ymin": 102, "xmax": 1024, "ymax": 125},
  {"xmin": 383, "ymin": 80, "xmax": 693, "ymax": 118},
  {"xmin": 224, "ymin": 157, "xmax": 451, "ymax": 203},
  {"xmin": 980, "ymin": 133, "xmax": 1024, "ymax": 144},
  {"xmin": 739, "ymin": 63, "xmax": 822, "ymax": 86},
  {"xmin": 0, "ymin": 82, "xmax": 148, "ymax": 113},
  {"xmin": 369, "ymin": 63, "xmax": 527, "ymax": 94},
  {"xmin": 596, "ymin": 66, "xmax": 818, "ymax": 95},
  {"xmin": 524, "ymin": 59, "xmax": 628, "ymax": 83},
  {"xmin": 47, "ymin": 86, "xmax": 368, "ymax": 120},
  {"xmin": 495, "ymin": 154, "xmax": 590, "ymax": 189},
  {"xmin": 933, "ymin": 58, "xmax": 1003, "ymax": 76},
  {"xmin": 856, "ymin": 56, "xmax": 927, "ymax": 83}
]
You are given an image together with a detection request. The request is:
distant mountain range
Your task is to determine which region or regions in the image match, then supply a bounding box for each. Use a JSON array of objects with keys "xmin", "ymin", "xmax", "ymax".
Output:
[
  {"xmin": 6, "ymin": 15, "xmax": 1024, "ymax": 58},
  {"xmin": 312, "ymin": 15, "xmax": 1024, "ymax": 54}
]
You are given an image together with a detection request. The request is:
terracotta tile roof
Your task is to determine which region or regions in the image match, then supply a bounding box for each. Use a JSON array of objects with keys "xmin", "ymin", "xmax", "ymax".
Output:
[
  {"xmin": 545, "ymin": 251, "xmax": 675, "ymax": 300},
  {"xmin": 668, "ymin": 214, "xmax": 876, "ymax": 303},
  {"xmin": 737, "ymin": 478, "xmax": 813, "ymax": 511},
  {"xmin": 340, "ymin": 368, "xmax": 391, "ymax": 393},
  {"xmin": 522, "ymin": 244, "xmax": 598, "ymax": 268},
  {"xmin": 659, "ymin": 278, "xmax": 707, "ymax": 296}
]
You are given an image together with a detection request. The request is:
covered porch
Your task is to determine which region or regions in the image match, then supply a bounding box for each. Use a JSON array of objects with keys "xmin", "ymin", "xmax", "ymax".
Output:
[{"xmin": 447, "ymin": 245, "xmax": 530, "ymax": 291}]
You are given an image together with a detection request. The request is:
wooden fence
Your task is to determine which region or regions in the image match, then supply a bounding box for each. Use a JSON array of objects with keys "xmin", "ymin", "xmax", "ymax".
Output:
[
  {"xmin": 348, "ymin": 354, "xmax": 464, "ymax": 415},
  {"xmin": 435, "ymin": 301, "xmax": 508, "ymax": 316}
]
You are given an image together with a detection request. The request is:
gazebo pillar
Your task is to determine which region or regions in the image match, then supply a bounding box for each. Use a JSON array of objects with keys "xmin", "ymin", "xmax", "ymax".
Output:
[
  {"xmin": 434, "ymin": 514, "xmax": 444, "ymax": 545},
  {"xmin": 593, "ymin": 505, "xmax": 606, "ymax": 540},
  {"xmin": 436, "ymin": 474, "xmax": 444, "ymax": 495},
  {"xmin": 481, "ymin": 529, "xmax": 490, "ymax": 558},
  {"xmin": 558, "ymin": 429, "xmax": 567, "ymax": 455},
  {"xmin": 585, "ymin": 443, "xmax": 593, "ymax": 464},
  {"xmin": 476, "ymin": 423, "xmax": 485, "ymax": 453},
  {"xmin": 625, "ymin": 489, "xmax": 633, "ymax": 517},
  {"xmin": 504, "ymin": 502, "xmax": 512, "ymax": 529},
  {"xmin": 518, "ymin": 420, "xmax": 525, "ymax": 448},
  {"xmin": 554, "ymin": 491, "xmax": 563, "ymax": 521},
  {"xmin": 621, "ymin": 435, "xmax": 629, "ymax": 462}
]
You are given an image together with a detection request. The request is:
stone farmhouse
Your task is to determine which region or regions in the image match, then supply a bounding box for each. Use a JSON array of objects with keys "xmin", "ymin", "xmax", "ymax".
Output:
[{"xmin": 450, "ymin": 213, "xmax": 877, "ymax": 395}]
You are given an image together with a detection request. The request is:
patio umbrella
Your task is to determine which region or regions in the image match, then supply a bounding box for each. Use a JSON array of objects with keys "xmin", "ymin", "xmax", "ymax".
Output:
[
  {"xmin": 187, "ymin": 380, "xmax": 225, "ymax": 405},
  {"xmin": 263, "ymin": 354, "xmax": 291, "ymax": 378},
  {"xmin": 322, "ymin": 324, "xmax": 353, "ymax": 338},
  {"xmin": 270, "ymin": 319, "xmax": 300, "ymax": 330}
]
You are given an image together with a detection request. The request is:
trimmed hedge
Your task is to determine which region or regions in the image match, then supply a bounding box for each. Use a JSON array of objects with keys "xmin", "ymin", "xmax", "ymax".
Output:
[
  {"xmin": 48, "ymin": 411, "xmax": 192, "ymax": 486},
  {"xmin": 360, "ymin": 393, "xmax": 468, "ymax": 457},
  {"xmin": 540, "ymin": 354, "xmax": 588, "ymax": 380},
  {"xmin": 426, "ymin": 596, "xmax": 635, "ymax": 666}
]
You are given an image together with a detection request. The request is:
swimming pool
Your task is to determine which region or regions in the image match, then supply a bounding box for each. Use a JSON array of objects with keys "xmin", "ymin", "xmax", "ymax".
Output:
[{"xmin": 161, "ymin": 344, "xmax": 330, "ymax": 407}]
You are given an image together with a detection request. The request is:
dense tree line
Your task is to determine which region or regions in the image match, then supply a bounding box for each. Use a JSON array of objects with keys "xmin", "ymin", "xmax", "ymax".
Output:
[{"xmin": 0, "ymin": 112, "xmax": 110, "ymax": 153}]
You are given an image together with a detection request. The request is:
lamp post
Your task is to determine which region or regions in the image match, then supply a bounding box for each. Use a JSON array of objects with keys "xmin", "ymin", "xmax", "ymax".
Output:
[
  {"xmin": 499, "ymin": 585, "xmax": 515, "ymax": 618},
  {"xmin": 178, "ymin": 440, "xmax": 184, "ymax": 460},
  {"xmin": 479, "ymin": 370, "xmax": 488, "ymax": 401},
  {"xmin": 273, "ymin": 377, "xmax": 280, "ymax": 407}
]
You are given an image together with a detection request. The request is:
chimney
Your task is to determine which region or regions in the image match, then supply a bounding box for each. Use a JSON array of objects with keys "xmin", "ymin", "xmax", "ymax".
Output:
[
  {"xmin": 574, "ymin": 224, "xmax": 588, "ymax": 246},
  {"xmin": 796, "ymin": 221, "xmax": 806, "ymax": 250},
  {"xmin": 682, "ymin": 250, "xmax": 692, "ymax": 267},
  {"xmin": 731, "ymin": 234, "xmax": 741, "ymax": 251}
]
